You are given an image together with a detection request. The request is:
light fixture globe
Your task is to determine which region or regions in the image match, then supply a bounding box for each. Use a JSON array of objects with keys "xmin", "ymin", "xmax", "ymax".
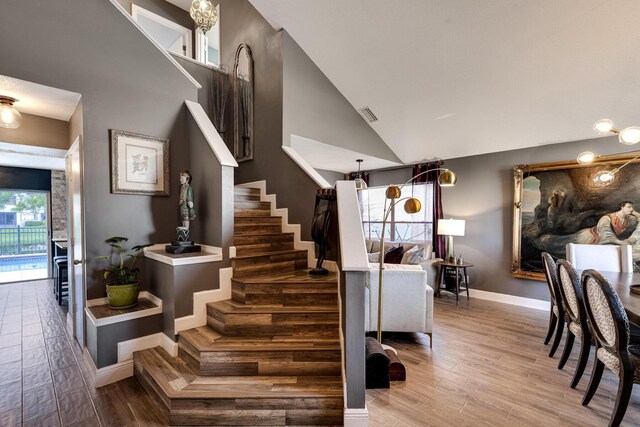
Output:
[
  {"xmin": 577, "ymin": 151, "xmax": 596, "ymax": 165},
  {"xmin": 593, "ymin": 118, "xmax": 615, "ymax": 135},
  {"xmin": 190, "ymin": 0, "xmax": 218, "ymax": 34},
  {"xmin": 0, "ymin": 96, "xmax": 21, "ymax": 129},
  {"xmin": 619, "ymin": 126, "xmax": 640, "ymax": 145},
  {"xmin": 437, "ymin": 169, "xmax": 457, "ymax": 187},
  {"xmin": 353, "ymin": 158, "xmax": 367, "ymax": 190},
  {"xmin": 593, "ymin": 170, "xmax": 615, "ymax": 187},
  {"xmin": 385, "ymin": 185, "xmax": 401, "ymax": 199},
  {"xmin": 404, "ymin": 198, "xmax": 422, "ymax": 214}
]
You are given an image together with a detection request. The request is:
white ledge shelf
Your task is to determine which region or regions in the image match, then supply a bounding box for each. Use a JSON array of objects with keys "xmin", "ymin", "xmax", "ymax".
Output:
[
  {"xmin": 143, "ymin": 243, "xmax": 223, "ymax": 266},
  {"xmin": 86, "ymin": 291, "xmax": 162, "ymax": 327}
]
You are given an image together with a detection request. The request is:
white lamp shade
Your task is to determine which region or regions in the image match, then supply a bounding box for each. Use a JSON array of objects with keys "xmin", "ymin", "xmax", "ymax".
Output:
[{"xmin": 437, "ymin": 219, "xmax": 465, "ymax": 236}]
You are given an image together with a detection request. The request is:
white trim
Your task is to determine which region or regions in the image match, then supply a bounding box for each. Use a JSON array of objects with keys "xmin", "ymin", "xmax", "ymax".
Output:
[
  {"xmin": 84, "ymin": 347, "xmax": 133, "ymax": 388},
  {"xmin": 174, "ymin": 267, "xmax": 233, "ymax": 333},
  {"xmin": 66, "ymin": 313, "xmax": 73, "ymax": 336},
  {"xmin": 108, "ymin": 0, "xmax": 201, "ymax": 89},
  {"xmin": 282, "ymin": 145, "xmax": 332, "ymax": 189},
  {"xmin": 335, "ymin": 181, "xmax": 370, "ymax": 271},
  {"xmin": 343, "ymin": 407, "xmax": 368, "ymax": 426},
  {"xmin": 131, "ymin": 4, "xmax": 192, "ymax": 57},
  {"xmin": 117, "ymin": 332, "xmax": 178, "ymax": 362},
  {"xmin": 185, "ymin": 100, "xmax": 238, "ymax": 167},
  {"xmin": 144, "ymin": 242, "xmax": 223, "ymax": 266},
  {"xmin": 85, "ymin": 291, "xmax": 163, "ymax": 327},
  {"xmin": 468, "ymin": 289, "xmax": 548, "ymax": 311},
  {"xmin": 237, "ymin": 181, "xmax": 316, "ymax": 267}
]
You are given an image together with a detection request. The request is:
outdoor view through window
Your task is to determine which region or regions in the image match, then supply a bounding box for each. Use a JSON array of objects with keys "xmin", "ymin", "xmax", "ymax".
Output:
[
  {"xmin": 0, "ymin": 191, "xmax": 48, "ymax": 283},
  {"xmin": 361, "ymin": 183, "xmax": 433, "ymax": 243}
]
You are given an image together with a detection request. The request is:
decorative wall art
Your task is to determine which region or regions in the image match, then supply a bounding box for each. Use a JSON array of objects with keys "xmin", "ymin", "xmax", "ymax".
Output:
[
  {"xmin": 110, "ymin": 129, "xmax": 169, "ymax": 196},
  {"xmin": 512, "ymin": 155, "xmax": 640, "ymax": 280},
  {"xmin": 233, "ymin": 43, "xmax": 254, "ymax": 162}
]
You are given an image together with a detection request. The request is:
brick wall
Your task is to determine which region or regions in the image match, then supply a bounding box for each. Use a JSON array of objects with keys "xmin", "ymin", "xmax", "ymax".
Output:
[{"xmin": 51, "ymin": 170, "xmax": 67, "ymax": 240}]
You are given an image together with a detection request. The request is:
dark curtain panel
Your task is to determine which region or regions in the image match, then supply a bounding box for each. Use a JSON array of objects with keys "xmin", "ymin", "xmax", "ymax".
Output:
[
  {"xmin": 412, "ymin": 161, "xmax": 445, "ymax": 259},
  {"xmin": 345, "ymin": 171, "xmax": 369, "ymax": 185}
]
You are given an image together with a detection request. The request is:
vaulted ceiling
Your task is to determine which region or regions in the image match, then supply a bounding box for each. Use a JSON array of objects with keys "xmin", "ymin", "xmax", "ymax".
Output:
[{"xmin": 249, "ymin": 0, "xmax": 640, "ymax": 163}]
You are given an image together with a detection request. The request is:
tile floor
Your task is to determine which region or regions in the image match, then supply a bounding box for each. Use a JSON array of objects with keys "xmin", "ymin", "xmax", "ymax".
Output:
[{"xmin": 0, "ymin": 279, "xmax": 100, "ymax": 426}]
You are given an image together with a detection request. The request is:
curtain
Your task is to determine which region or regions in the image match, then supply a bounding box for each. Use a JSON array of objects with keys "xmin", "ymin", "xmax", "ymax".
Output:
[
  {"xmin": 412, "ymin": 161, "xmax": 445, "ymax": 259},
  {"xmin": 345, "ymin": 171, "xmax": 369, "ymax": 185}
]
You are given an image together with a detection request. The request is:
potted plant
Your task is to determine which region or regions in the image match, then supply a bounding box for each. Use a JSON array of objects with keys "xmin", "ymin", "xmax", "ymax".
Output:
[{"xmin": 97, "ymin": 236, "xmax": 151, "ymax": 309}]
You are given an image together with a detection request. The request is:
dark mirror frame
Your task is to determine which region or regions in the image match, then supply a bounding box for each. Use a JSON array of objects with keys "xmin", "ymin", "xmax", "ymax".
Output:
[{"xmin": 233, "ymin": 43, "xmax": 254, "ymax": 162}]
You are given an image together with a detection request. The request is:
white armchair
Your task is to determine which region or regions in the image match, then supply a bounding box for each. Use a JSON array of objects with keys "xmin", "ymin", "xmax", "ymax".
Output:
[
  {"xmin": 566, "ymin": 243, "xmax": 632, "ymax": 272},
  {"xmin": 364, "ymin": 263, "xmax": 433, "ymax": 347}
]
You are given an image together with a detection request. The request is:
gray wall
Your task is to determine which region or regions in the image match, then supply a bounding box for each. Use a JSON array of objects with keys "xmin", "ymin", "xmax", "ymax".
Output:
[
  {"xmin": 0, "ymin": 0, "xmax": 199, "ymax": 299},
  {"xmin": 317, "ymin": 169, "xmax": 344, "ymax": 187},
  {"xmin": 0, "ymin": 113, "xmax": 69, "ymax": 150},
  {"xmin": 368, "ymin": 135, "xmax": 625, "ymax": 301},
  {"xmin": 282, "ymin": 31, "xmax": 400, "ymax": 164}
]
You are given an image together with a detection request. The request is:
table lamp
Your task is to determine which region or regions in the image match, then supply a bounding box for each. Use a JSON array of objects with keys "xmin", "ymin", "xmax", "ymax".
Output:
[{"xmin": 437, "ymin": 219, "xmax": 465, "ymax": 262}]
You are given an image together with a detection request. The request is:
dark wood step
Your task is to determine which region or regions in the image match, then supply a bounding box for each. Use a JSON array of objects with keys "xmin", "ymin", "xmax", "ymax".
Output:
[
  {"xmin": 178, "ymin": 326, "xmax": 341, "ymax": 376},
  {"xmin": 235, "ymin": 216, "xmax": 281, "ymax": 225},
  {"xmin": 235, "ymin": 193, "xmax": 261, "ymax": 202},
  {"xmin": 234, "ymin": 233, "xmax": 295, "ymax": 256},
  {"xmin": 235, "ymin": 200, "xmax": 271, "ymax": 210},
  {"xmin": 232, "ymin": 249, "xmax": 308, "ymax": 278},
  {"xmin": 234, "ymin": 187, "xmax": 260, "ymax": 197},
  {"xmin": 134, "ymin": 346, "xmax": 343, "ymax": 426},
  {"xmin": 207, "ymin": 300, "xmax": 339, "ymax": 337},
  {"xmin": 232, "ymin": 271, "xmax": 338, "ymax": 307},
  {"xmin": 235, "ymin": 208, "xmax": 272, "ymax": 217},
  {"xmin": 235, "ymin": 223, "xmax": 282, "ymax": 235}
]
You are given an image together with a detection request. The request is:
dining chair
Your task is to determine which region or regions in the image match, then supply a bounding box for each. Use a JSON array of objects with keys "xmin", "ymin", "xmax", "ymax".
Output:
[
  {"xmin": 566, "ymin": 243, "xmax": 633, "ymax": 272},
  {"xmin": 556, "ymin": 259, "xmax": 592, "ymax": 388},
  {"xmin": 541, "ymin": 252, "xmax": 565, "ymax": 357},
  {"xmin": 581, "ymin": 269, "xmax": 640, "ymax": 427}
]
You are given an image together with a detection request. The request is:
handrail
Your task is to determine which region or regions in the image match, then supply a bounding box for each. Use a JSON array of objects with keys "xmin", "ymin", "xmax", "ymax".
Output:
[
  {"xmin": 335, "ymin": 180, "xmax": 369, "ymax": 271},
  {"xmin": 281, "ymin": 146, "xmax": 331, "ymax": 189},
  {"xmin": 185, "ymin": 101, "xmax": 238, "ymax": 167}
]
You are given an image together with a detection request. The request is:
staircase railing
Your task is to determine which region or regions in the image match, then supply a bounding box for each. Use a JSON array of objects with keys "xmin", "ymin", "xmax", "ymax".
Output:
[{"xmin": 335, "ymin": 180, "xmax": 369, "ymax": 417}]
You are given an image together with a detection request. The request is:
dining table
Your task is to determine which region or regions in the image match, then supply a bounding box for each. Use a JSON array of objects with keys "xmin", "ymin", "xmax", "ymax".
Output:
[{"xmin": 581, "ymin": 270, "xmax": 640, "ymax": 326}]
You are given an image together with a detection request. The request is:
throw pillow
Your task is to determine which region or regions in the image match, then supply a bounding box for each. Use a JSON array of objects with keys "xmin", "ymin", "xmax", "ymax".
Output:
[
  {"xmin": 401, "ymin": 245, "xmax": 421, "ymax": 264},
  {"xmin": 367, "ymin": 252, "xmax": 380, "ymax": 263},
  {"xmin": 405, "ymin": 248, "xmax": 425, "ymax": 265},
  {"xmin": 383, "ymin": 245, "xmax": 404, "ymax": 264}
]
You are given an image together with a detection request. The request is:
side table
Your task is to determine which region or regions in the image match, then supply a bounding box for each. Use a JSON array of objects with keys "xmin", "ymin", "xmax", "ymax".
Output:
[{"xmin": 436, "ymin": 261, "xmax": 473, "ymax": 303}]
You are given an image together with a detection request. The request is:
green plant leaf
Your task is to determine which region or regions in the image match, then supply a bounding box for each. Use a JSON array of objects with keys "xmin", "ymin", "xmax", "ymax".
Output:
[{"xmin": 106, "ymin": 236, "xmax": 128, "ymax": 243}]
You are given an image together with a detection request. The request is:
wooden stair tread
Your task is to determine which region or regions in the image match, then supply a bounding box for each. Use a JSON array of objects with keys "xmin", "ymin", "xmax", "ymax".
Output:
[
  {"xmin": 179, "ymin": 326, "xmax": 340, "ymax": 351},
  {"xmin": 232, "ymin": 269, "xmax": 337, "ymax": 284},
  {"xmin": 208, "ymin": 300, "xmax": 338, "ymax": 314},
  {"xmin": 232, "ymin": 249, "xmax": 307, "ymax": 260},
  {"xmin": 136, "ymin": 347, "xmax": 342, "ymax": 399}
]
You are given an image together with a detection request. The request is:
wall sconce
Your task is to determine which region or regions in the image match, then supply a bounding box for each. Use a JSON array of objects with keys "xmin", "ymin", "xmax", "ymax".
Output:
[{"xmin": 0, "ymin": 96, "xmax": 22, "ymax": 129}]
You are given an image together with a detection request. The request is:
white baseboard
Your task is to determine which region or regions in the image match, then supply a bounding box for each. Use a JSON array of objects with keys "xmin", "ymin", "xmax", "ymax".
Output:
[
  {"xmin": 117, "ymin": 332, "xmax": 178, "ymax": 362},
  {"xmin": 238, "ymin": 180, "xmax": 315, "ymax": 267},
  {"xmin": 174, "ymin": 267, "xmax": 233, "ymax": 333},
  {"xmin": 66, "ymin": 312, "xmax": 73, "ymax": 336},
  {"xmin": 84, "ymin": 347, "xmax": 133, "ymax": 388},
  {"xmin": 344, "ymin": 407, "xmax": 368, "ymax": 426},
  {"xmin": 468, "ymin": 289, "xmax": 548, "ymax": 311}
]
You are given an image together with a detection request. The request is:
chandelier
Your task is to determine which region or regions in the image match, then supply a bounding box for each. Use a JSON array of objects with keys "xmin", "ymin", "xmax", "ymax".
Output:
[{"xmin": 190, "ymin": 0, "xmax": 218, "ymax": 34}]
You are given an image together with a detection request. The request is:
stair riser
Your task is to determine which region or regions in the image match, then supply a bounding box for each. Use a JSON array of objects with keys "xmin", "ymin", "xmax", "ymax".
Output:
[
  {"xmin": 234, "ymin": 233, "xmax": 294, "ymax": 246},
  {"xmin": 235, "ymin": 200, "xmax": 271, "ymax": 210},
  {"xmin": 234, "ymin": 216, "xmax": 281, "ymax": 225},
  {"xmin": 234, "ymin": 194, "xmax": 261, "ymax": 202},
  {"xmin": 134, "ymin": 358, "xmax": 171, "ymax": 416},
  {"xmin": 235, "ymin": 242, "xmax": 295, "ymax": 256},
  {"xmin": 232, "ymin": 256, "xmax": 308, "ymax": 278},
  {"xmin": 235, "ymin": 209, "xmax": 272, "ymax": 217},
  {"xmin": 234, "ymin": 224, "xmax": 282, "ymax": 234},
  {"xmin": 207, "ymin": 315, "xmax": 338, "ymax": 337},
  {"xmin": 179, "ymin": 345, "xmax": 341, "ymax": 376},
  {"xmin": 234, "ymin": 187, "xmax": 260, "ymax": 196},
  {"xmin": 232, "ymin": 283, "xmax": 338, "ymax": 307}
]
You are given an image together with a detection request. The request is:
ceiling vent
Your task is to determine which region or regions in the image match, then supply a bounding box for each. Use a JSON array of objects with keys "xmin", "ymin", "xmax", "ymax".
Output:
[{"xmin": 358, "ymin": 107, "xmax": 378, "ymax": 123}]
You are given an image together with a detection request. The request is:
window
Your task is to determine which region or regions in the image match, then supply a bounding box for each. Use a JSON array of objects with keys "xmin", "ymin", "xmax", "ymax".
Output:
[
  {"xmin": 195, "ymin": 4, "xmax": 221, "ymax": 67},
  {"xmin": 132, "ymin": 5, "xmax": 193, "ymax": 57},
  {"xmin": 361, "ymin": 183, "xmax": 433, "ymax": 243}
]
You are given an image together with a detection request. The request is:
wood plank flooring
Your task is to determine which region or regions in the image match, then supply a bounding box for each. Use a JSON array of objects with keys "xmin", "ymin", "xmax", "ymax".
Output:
[{"xmin": 368, "ymin": 296, "xmax": 640, "ymax": 426}]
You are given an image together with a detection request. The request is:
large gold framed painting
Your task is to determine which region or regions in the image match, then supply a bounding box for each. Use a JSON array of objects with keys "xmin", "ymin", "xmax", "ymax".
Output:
[{"xmin": 512, "ymin": 155, "xmax": 640, "ymax": 280}]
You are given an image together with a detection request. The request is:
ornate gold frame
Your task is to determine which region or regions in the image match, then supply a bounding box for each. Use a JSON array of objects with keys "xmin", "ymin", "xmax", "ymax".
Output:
[{"xmin": 512, "ymin": 154, "xmax": 640, "ymax": 281}]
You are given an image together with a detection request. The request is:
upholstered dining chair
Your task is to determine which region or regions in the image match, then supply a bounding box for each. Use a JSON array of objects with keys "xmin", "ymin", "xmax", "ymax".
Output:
[
  {"xmin": 556, "ymin": 259, "xmax": 592, "ymax": 388},
  {"xmin": 581, "ymin": 269, "xmax": 640, "ymax": 427},
  {"xmin": 541, "ymin": 252, "xmax": 565, "ymax": 357},
  {"xmin": 566, "ymin": 243, "xmax": 633, "ymax": 272}
]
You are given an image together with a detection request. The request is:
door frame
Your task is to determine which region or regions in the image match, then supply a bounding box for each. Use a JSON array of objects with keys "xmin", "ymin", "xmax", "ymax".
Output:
[{"xmin": 66, "ymin": 136, "xmax": 86, "ymax": 346}]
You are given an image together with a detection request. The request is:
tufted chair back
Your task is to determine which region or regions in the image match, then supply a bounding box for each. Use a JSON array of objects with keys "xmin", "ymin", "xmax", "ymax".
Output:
[
  {"xmin": 566, "ymin": 243, "xmax": 633, "ymax": 272},
  {"xmin": 581, "ymin": 269, "xmax": 629, "ymax": 353}
]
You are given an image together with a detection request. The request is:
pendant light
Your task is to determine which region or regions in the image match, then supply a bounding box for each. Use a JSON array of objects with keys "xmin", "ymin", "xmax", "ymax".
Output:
[
  {"xmin": 0, "ymin": 96, "xmax": 22, "ymax": 129},
  {"xmin": 354, "ymin": 159, "xmax": 367, "ymax": 190},
  {"xmin": 190, "ymin": 0, "xmax": 218, "ymax": 34}
]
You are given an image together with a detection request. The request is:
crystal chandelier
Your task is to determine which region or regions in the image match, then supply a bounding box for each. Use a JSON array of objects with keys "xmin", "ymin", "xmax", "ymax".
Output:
[{"xmin": 190, "ymin": 0, "xmax": 218, "ymax": 34}]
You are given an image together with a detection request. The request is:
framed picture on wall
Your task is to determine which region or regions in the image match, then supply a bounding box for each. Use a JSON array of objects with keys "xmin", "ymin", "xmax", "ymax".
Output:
[
  {"xmin": 512, "ymin": 154, "xmax": 640, "ymax": 281},
  {"xmin": 110, "ymin": 129, "xmax": 169, "ymax": 196}
]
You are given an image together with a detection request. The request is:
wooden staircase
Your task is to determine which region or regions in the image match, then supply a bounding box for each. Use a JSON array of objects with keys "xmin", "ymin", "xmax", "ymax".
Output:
[{"xmin": 133, "ymin": 185, "xmax": 343, "ymax": 425}]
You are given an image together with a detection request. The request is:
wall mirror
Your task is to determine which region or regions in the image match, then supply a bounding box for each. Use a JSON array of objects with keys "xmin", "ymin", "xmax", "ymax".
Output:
[{"xmin": 233, "ymin": 43, "xmax": 254, "ymax": 162}]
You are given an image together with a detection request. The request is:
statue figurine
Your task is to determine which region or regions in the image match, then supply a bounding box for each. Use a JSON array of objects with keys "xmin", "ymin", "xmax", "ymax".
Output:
[{"xmin": 166, "ymin": 170, "xmax": 201, "ymax": 254}]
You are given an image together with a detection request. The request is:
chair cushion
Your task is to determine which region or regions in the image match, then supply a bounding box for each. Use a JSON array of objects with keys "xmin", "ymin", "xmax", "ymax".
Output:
[
  {"xmin": 597, "ymin": 346, "xmax": 640, "ymax": 383},
  {"xmin": 384, "ymin": 246, "xmax": 404, "ymax": 264},
  {"xmin": 569, "ymin": 321, "xmax": 583, "ymax": 342}
]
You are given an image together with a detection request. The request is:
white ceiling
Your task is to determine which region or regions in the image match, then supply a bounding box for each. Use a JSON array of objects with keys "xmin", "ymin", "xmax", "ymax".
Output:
[
  {"xmin": 250, "ymin": 0, "xmax": 640, "ymax": 163},
  {"xmin": 0, "ymin": 75, "xmax": 81, "ymax": 121},
  {"xmin": 290, "ymin": 134, "xmax": 401, "ymax": 173}
]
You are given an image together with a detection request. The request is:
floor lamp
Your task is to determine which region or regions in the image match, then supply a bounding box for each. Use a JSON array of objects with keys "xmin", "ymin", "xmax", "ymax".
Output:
[{"xmin": 376, "ymin": 168, "xmax": 457, "ymax": 343}]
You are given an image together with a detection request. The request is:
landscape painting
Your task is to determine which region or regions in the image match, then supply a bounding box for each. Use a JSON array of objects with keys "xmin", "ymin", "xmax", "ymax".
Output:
[{"xmin": 512, "ymin": 155, "xmax": 640, "ymax": 280}]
